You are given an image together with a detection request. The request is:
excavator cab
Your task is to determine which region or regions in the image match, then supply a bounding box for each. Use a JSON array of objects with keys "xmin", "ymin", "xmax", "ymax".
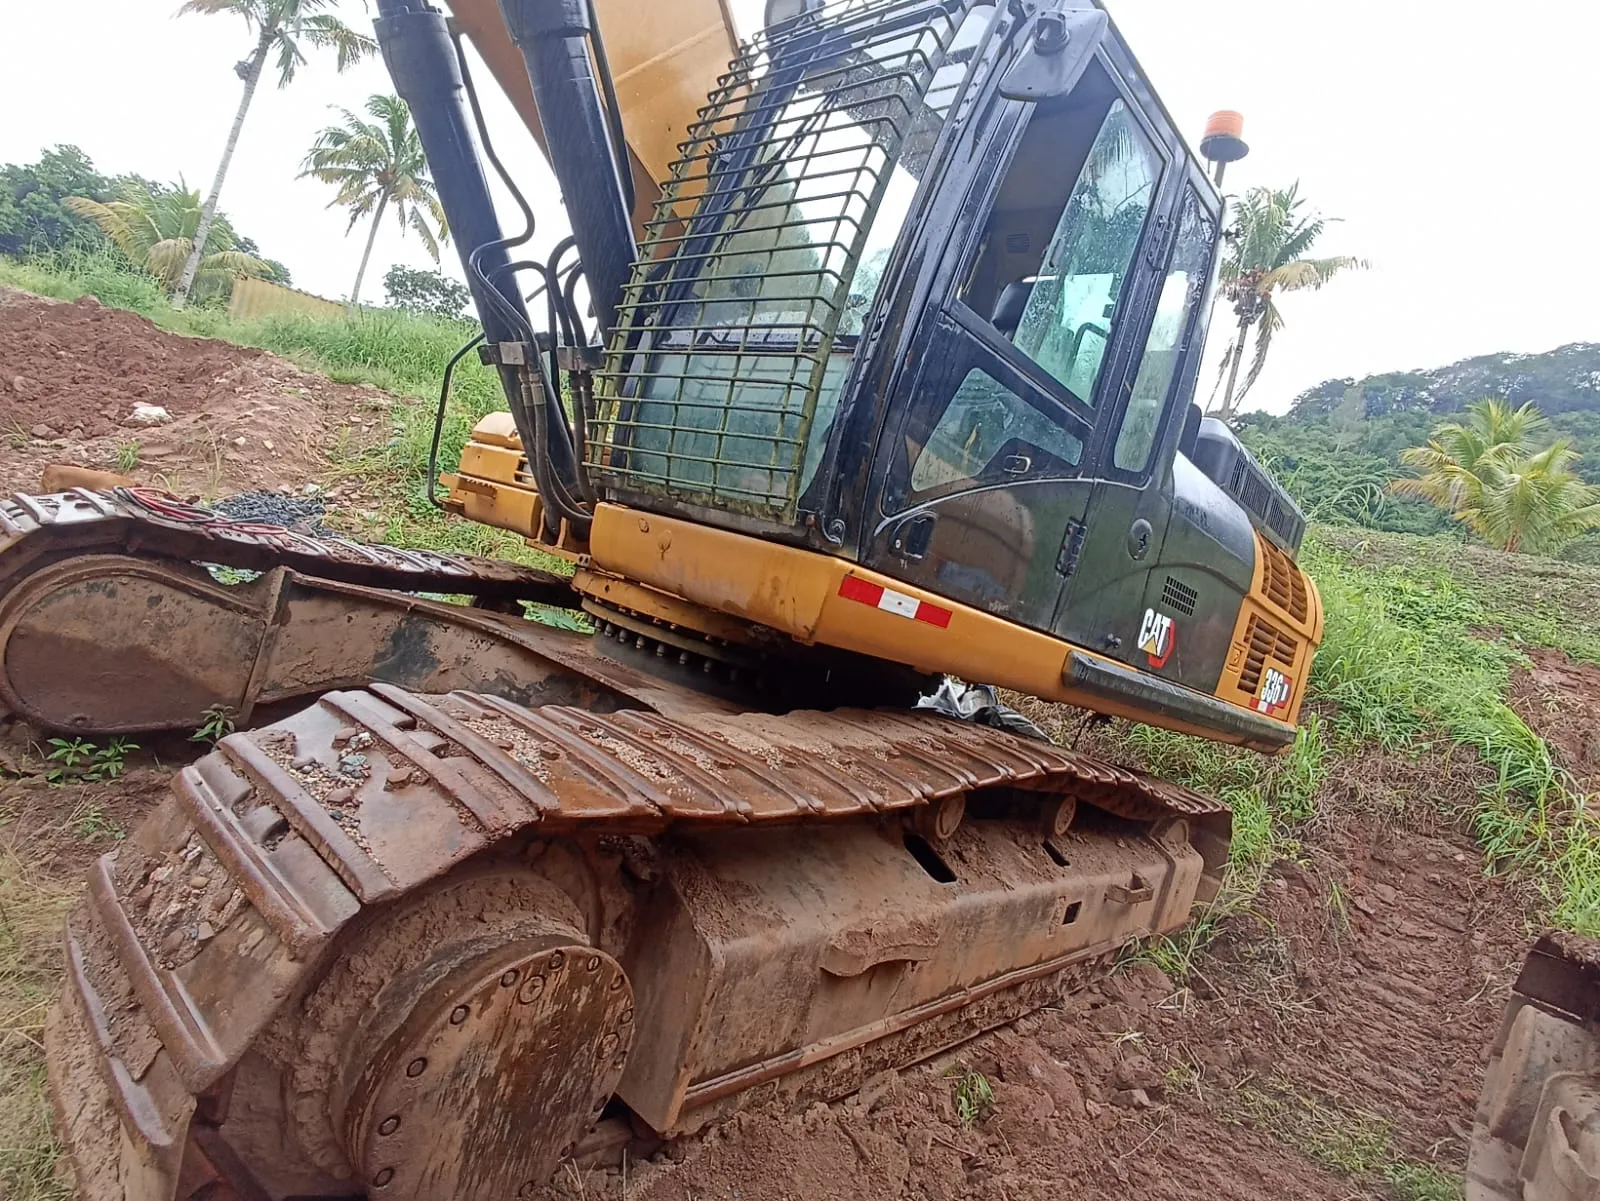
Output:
[{"xmin": 441, "ymin": 0, "xmax": 1319, "ymax": 749}]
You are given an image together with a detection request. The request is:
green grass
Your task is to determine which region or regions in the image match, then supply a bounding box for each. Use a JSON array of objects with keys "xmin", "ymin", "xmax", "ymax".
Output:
[
  {"xmin": 1239, "ymin": 1085, "xmax": 1461, "ymax": 1201},
  {"xmin": 1302, "ymin": 534, "xmax": 1600, "ymax": 933}
]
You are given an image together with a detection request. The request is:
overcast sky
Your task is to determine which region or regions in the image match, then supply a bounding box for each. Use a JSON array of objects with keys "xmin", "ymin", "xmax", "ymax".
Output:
[{"xmin": 3, "ymin": 1, "xmax": 1596, "ymax": 414}]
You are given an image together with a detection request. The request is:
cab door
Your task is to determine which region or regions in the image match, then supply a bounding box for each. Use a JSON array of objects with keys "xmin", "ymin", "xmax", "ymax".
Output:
[
  {"xmin": 1059, "ymin": 179, "xmax": 1222, "ymax": 675},
  {"xmin": 861, "ymin": 58, "xmax": 1172, "ymax": 640}
]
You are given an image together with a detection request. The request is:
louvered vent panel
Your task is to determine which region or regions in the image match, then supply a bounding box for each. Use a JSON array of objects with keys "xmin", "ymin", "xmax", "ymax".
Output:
[
  {"xmin": 1259, "ymin": 538, "xmax": 1310, "ymax": 623},
  {"xmin": 1237, "ymin": 614, "xmax": 1300, "ymax": 696},
  {"xmin": 1160, "ymin": 576, "xmax": 1198, "ymax": 616}
]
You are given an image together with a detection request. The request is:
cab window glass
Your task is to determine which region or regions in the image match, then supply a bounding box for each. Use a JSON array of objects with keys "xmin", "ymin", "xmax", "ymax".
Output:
[
  {"xmin": 960, "ymin": 66, "xmax": 1162, "ymax": 408},
  {"xmin": 1113, "ymin": 188, "xmax": 1216, "ymax": 472},
  {"xmin": 910, "ymin": 367, "xmax": 1083, "ymax": 497}
]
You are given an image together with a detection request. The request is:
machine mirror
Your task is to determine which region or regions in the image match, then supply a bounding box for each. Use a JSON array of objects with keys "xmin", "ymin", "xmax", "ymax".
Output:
[{"xmin": 999, "ymin": 5, "xmax": 1109, "ymax": 101}]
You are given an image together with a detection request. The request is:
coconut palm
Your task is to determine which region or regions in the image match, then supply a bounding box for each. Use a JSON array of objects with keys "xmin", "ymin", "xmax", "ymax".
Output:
[
  {"xmin": 1392, "ymin": 399, "xmax": 1600, "ymax": 553},
  {"xmin": 171, "ymin": 0, "xmax": 375, "ymax": 309},
  {"xmin": 65, "ymin": 182, "xmax": 270, "ymax": 298},
  {"xmin": 300, "ymin": 94, "xmax": 448, "ymax": 308},
  {"xmin": 1210, "ymin": 184, "xmax": 1365, "ymax": 419}
]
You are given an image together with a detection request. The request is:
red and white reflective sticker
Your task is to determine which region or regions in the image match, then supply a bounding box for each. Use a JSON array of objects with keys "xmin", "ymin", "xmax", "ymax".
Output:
[{"xmin": 838, "ymin": 576, "xmax": 953, "ymax": 628}]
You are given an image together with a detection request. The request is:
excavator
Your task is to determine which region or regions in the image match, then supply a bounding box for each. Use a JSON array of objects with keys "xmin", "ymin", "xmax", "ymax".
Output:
[{"xmin": 2, "ymin": 0, "xmax": 1354, "ymax": 1196}]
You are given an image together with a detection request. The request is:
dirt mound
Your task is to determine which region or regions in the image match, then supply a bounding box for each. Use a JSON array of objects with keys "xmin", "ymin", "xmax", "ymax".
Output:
[
  {"xmin": 1510, "ymin": 647, "xmax": 1600, "ymax": 801},
  {"xmin": 0, "ymin": 290, "xmax": 390, "ymax": 495}
]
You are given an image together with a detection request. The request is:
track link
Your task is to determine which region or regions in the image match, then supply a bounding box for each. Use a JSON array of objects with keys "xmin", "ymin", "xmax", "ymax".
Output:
[
  {"xmin": 0, "ymin": 488, "xmax": 575, "ymax": 601},
  {"xmin": 49, "ymin": 684, "xmax": 1228, "ymax": 1200}
]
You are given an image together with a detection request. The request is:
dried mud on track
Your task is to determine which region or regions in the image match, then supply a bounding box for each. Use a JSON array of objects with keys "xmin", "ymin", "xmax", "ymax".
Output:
[
  {"xmin": 0, "ymin": 289, "xmax": 389, "ymax": 495},
  {"xmin": 543, "ymin": 745, "xmax": 1532, "ymax": 1201}
]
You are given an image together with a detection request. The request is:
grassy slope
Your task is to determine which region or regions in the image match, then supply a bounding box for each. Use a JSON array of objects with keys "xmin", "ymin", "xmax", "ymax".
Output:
[{"xmin": 4, "ymin": 254, "xmax": 1600, "ymax": 1199}]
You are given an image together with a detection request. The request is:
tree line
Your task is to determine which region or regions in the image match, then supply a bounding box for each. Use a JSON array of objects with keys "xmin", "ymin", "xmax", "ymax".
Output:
[{"xmin": 2, "ymin": 0, "xmax": 462, "ymax": 317}]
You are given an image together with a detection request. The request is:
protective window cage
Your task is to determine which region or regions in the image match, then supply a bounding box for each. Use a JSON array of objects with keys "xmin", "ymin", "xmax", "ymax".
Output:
[{"xmin": 587, "ymin": 0, "xmax": 985, "ymax": 523}]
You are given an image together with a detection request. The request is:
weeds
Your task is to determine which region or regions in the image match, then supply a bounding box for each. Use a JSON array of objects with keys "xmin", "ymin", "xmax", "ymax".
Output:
[
  {"xmin": 949, "ymin": 1069, "xmax": 994, "ymax": 1126},
  {"xmin": 114, "ymin": 440, "xmax": 140, "ymax": 472},
  {"xmin": 1239, "ymin": 1084, "xmax": 1460, "ymax": 1201},
  {"xmin": 191, "ymin": 706, "xmax": 236, "ymax": 746},
  {"xmin": 42, "ymin": 736, "xmax": 135, "ymax": 785},
  {"xmin": 0, "ymin": 846, "xmax": 75, "ymax": 1201},
  {"xmin": 1304, "ymin": 535, "xmax": 1600, "ymax": 933}
]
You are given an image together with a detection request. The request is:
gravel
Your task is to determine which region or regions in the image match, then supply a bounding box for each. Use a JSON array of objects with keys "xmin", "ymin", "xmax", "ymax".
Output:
[{"xmin": 211, "ymin": 490, "xmax": 330, "ymax": 532}]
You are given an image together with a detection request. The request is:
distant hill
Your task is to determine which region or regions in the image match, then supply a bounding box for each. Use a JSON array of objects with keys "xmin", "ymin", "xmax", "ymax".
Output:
[
  {"xmin": 1284, "ymin": 343, "xmax": 1600, "ymax": 420},
  {"xmin": 1237, "ymin": 343, "xmax": 1600, "ymax": 551}
]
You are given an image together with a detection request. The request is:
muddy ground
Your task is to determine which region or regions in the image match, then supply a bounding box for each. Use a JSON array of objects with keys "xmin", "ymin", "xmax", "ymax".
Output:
[
  {"xmin": 0, "ymin": 294, "xmax": 1569, "ymax": 1199},
  {"xmin": 0, "ymin": 289, "xmax": 389, "ymax": 496}
]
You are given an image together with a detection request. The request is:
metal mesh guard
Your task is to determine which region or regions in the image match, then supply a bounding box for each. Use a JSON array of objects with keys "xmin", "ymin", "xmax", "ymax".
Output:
[{"xmin": 589, "ymin": 0, "xmax": 974, "ymax": 522}]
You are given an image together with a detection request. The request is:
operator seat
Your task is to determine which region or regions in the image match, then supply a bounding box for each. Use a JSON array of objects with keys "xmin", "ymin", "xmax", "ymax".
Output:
[{"xmin": 991, "ymin": 280, "xmax": 1034, "ymax": 337}]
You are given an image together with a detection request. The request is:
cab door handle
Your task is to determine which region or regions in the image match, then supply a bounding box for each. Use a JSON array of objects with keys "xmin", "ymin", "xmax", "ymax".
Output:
[{"xmin": 890, "ymin": 513, "xmax": 936, "ymax": 561}]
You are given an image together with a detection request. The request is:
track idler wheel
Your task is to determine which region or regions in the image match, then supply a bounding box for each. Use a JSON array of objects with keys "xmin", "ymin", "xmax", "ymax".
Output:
[
  {"xmin": 910, "ymin": 791, "xmax": 965, "ymax": 843},
  {"xmin": 287, "ymin": 868, "xmax": 634, "ymax": 1199}
]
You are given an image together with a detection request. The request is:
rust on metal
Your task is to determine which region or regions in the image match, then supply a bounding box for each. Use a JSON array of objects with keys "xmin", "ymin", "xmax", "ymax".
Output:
[
  {"xmin": 0, "ymin": 492, "xmax": 748, "ymax": 734},
  {"xmin": 48, "ymin": 672, "xmax": 1229, "ymax": 1200},
  {"xmin": 0, "ymin": 489, "xmax": 576, "ymax": 599}
]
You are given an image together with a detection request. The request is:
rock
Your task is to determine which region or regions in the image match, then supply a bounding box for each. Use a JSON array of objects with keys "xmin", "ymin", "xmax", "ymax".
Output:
[
  {"xmin": 905, "ymin": 1126, "xmax": 936, "ymax": 1166},
  {"xmin": 1110, "ymin": 1087, "xmax": 1152, "ymax": 1110},
  {"xmin": 127, "ymin": 402, "xmax": 171, "ymax": 425},
  {"xmin": 1112, "ymin": 1053, "xmax": 1162, "ymax": 1091},
  {"xmin": 856, "ymin": 1069, "xmax": 899, "ymax": 1113},
  {"xmin": 195, "ymin": 921, "xmax": 216, "ymax": 943},
  {"xmin": 303, "ymin": 482, "xmax": 320, "ymax": 495},
  {"xmin": 1371, "ymin": 882, "xmax": 1398, "ymax": 905},
  {"xmin": 76, "ymin": 293, "xmax": 102, "ymax": 308},
  {"xmin": 1084, "ymin": 1098, "xmax": 1105, "ymax": 1118},
  {"xmin": 30, "ymin": 422, "xmax": 53, "ymax": 438},
  {"xmin": 14, "ymin": 377, "xmax": 40, "ymax": 400},
  {"xmin": 263, "ymin": 438, "xmax": 275, "ymax": 452},
  {"xmin": 189, "ymin": 874, "xmax": 211, "ymax": 891}
]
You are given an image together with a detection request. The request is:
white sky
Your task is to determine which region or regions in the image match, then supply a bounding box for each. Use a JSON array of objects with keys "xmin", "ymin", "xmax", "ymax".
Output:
[{"xmin": 2, "ymin": 1, "xmax": 1596, "ymax": 414}]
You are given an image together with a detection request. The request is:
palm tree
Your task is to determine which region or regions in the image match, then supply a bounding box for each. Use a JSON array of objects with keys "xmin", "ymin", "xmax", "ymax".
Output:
[
  {"xmin": 170, "ymin": 0, "xmax": 375, "ymax": 310},
  {"xmin": 1210, "ymin": 184, "xmax": 1365, "ymax": 419},
  {"xmin": 65, "ymin": 182, "xmax": 270, "ymax": 298},
  {"xmin": 1392, "ymin": 399, "xmax": 1600, "ymax": 553},
  {"xmin": 300, "ymin": 95, "xmax": 448, "ymax": 308}
]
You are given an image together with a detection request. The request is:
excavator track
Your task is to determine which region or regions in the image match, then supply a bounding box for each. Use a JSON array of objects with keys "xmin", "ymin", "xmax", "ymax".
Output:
[
  {"xmin": 15, "ymin": 488, "xmax": 1236, "ymax": 1198},
  {"xmin": 45, "ymin": 679, "xmax": 1229, "ymax": 1199},
  {"xmin": 0, "ymin": 489, "xmax": 663, "ymax": 734}
]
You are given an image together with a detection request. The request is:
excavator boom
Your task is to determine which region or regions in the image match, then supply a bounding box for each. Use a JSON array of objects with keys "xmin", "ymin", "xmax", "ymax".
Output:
[{"xmin": 441, "ymin": 0, "xmax": 742, "ymax": 234}]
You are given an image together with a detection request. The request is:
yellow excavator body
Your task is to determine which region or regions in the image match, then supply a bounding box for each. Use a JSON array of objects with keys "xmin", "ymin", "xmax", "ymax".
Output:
[{"xmin": 20, "ymin": 3, "xmax": 1340, "ymax": 1199}]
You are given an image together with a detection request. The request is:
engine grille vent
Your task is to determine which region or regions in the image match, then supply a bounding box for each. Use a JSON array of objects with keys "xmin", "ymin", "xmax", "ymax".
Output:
[
  {"xmin": 1237, "ymin": 613, "xmax": 1300, "ymax": 697},
  {"xmin": 1004, "ymin": 232, "xmax": 1032, "ymax": 254},
  {"xmin": 1258, "ymin": 538, "xmax": 1309, "ymax": 623},
  {"xmin": 1160, "ymin": 576, "xmax": 1198, "ymax": 616},
  {"xmin": 1227, "ymin": 456, "xmax": 1306, "ymax": 552}
]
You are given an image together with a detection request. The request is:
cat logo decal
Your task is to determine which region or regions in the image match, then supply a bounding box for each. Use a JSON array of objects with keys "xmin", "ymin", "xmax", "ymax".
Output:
[{"xmin": 1137, "ymin": 608, "xmax": 1176, "ymax": 669}]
